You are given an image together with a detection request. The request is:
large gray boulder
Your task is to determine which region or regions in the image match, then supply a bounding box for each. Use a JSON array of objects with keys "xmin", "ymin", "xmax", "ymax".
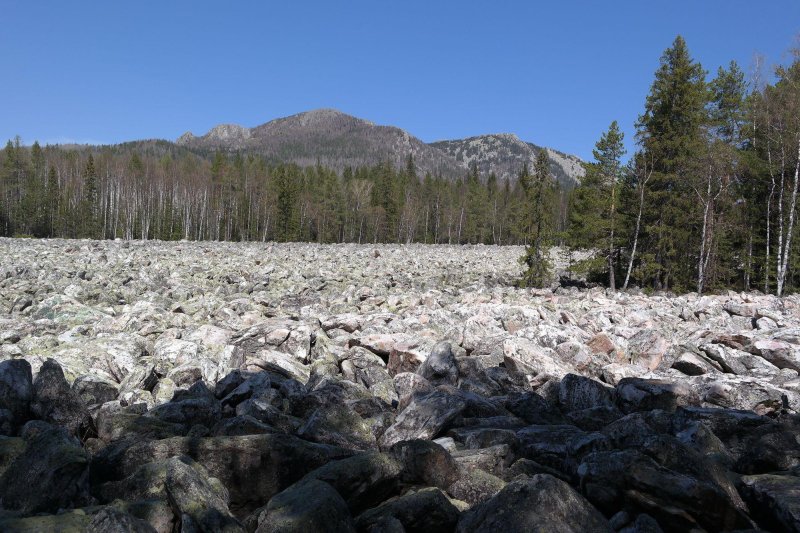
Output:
[
  {"xmin": 457, "ymin": 474, "xmax": 612, "ymax": 532},
  {"xmin": 355, "ymin": 487, "xmax": 460, "ymax": 533},
  {"xmin": 739, "ymin": 474, "xmax": 800, "ymax": 532},
  {"xmin": 0, "ymin": 359, "xmax": 32, "ymax": 432},
  {"xmin": 30, "ymin": 358, "xmax": 93, "ymax": 438},
  {"xmin": 0, "ymin": 426, "xmax": 90, "ymax": 514},
  {"xmin": 379, "ymin": 390, "xmax": 466, "ymax": 448},
  {"xmin": 92, "ymin": 433, "xmax": 353, "ymax": 516},
  {"xmin": 254, "ymin": 479, "xmax": 355, "ymax": 533},
  {"xmin": 417, "ymin": 341, "xmax": 459, "ymax": 385},
  {"xmin": 163, "ymin": 456, "xmax": 244, "ymax": 533}
]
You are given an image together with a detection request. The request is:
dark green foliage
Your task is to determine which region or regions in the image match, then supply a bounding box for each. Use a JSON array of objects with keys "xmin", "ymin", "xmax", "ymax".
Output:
[
  {"xmin": 567, "ymin": 122, "xmax": 625, "ymax": 289},
  {"xmin": 519, "ymin": 151, "xmax": 556, "ymax": 287}
]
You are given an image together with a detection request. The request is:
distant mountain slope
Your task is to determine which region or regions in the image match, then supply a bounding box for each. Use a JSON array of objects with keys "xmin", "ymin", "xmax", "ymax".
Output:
[
  {"xmin": 176, "ymin": 108, "xmax": 584, "ymax": 185},
  {"xmin": 430, "ymin": 134, "xmax": 584, "ymax": 187},
  {"xmin": 177, "ymin": 109, "xmax": 465, "ymax": 179}
]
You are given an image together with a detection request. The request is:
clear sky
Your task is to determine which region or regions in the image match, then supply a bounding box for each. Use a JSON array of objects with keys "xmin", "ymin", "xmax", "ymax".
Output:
[{"xmin": 3, "ymin": 1, "xmax": 799, "ymax": 160}]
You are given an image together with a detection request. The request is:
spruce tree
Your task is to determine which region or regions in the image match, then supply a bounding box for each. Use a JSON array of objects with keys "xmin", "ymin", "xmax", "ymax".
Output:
[
  {"xmin": 568, "ymin": 121, "xmax": 625, "ymax": 288},
  {"xmin": 635, "ymin": 35, "xmax": 708, "ymax": 291},
  {"xmin": 82, "ymin": 154, "xmax": 99, "ymax": 238},
  {"xmin": 519, "ymin": 151, "xmax": 556, "ymax": 287}
]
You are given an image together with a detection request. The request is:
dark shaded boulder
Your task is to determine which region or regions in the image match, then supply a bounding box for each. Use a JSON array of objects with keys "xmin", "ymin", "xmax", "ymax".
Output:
[
  {"xmin": 578, "ymin": 449, "xmax": 753, "ymax": 531},
  {"xmin": 30, "ymin": 358, "xmax": 94, "ymax": 438},
  {"xmin": 0, "ymin": 426, "xmax": 90, "ymax": 514},
  {"xmin": 417, "ymin": 341, "xmax": 459, "ymax": 385},
  {"xmin": 447, "ymin": 468, "xmax": 506, "ymax": 507},
  {"xmin": 379, "ymin": 390, "xmax": 466, "ymax": 448},
  {"xmin": 145, "ymin": 381, "xmax": 222, "ymax": 428},
  {"xmin": 0, "ymin": 512, "xmax": 92, "ymax": 532},
  {"xmin": 87, "ymin": 507, "xmax": 158, "ymax": 533},
  {"xmin": 567, "ymin": 405, "xmax": 624, "ymax": 431},
  {"xmin": 163, "ymin": 456, "xmax": 244, "ymax": 533},
  {"xmin": 389, "ymin": 439, "xmax": 460, "ymax": 490},
  {"xmin": 457, "ymin": 474, "xmax": 612, "ymax": 533},
  {"xmin": 451, "ymin": 444, "xmax": 515, "ymax": 478},
  {"xmin": 0, "ymin": 359, "xmax": 32, "ymax": 432},
  {"xmin": 253, "ymin": 479, "xmax": 355, "ymax": 533},
  {"xmin": 559, "ymin": 373, "xmax": 616, "ymax": 412},
  {"xmin": 298, "ymin": 451, "xmax": 403, "ymax": 513},
  {"xmin": 297, "ymin": 403, "xmax": 377, "ymax": 450},
  {"xmin": 739, "ymin": 474, "xmax": 800, "ymax": 533},
  {"xmin": 96, "ymin": 409, "xmax": 188, "ymax": 442},
  {"xmin": 616, "ymin": 378, "xmax": 696, "ymax": 414},
  {"xmin": 355, "ymin": 487, "xmax": 460, "ymax": 533},
  {"xmin": 516, "ymin": 424, "xmax": 610, "ymax": 481},
  {"xmin": 72, "ymin": 374, "xmax": 120, "ymax": 406},
  {"xmin": 91, "ymin": 433, "xmax": 353, "ymax": 516},
  {"xmin": 212, "ymin": 415, "xmax": 277, "ymax": 437},
  {"xmin": 504, "ymin": 391, "xmax": 564, "ymax": 425}
]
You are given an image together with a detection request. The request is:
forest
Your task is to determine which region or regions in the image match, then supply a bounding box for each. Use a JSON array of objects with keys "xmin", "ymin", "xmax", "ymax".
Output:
[{"xmin": 2, "ymin": 36, "xmax": 800, "ymax": 295}]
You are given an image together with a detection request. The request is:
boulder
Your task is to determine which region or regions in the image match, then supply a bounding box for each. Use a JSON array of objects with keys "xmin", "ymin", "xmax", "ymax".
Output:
[
  {"xmin": 559, "ymin": 373, "xmax": 616, "ymax": 412},
  {"xmin": 379, "ymin": 390, "xmax": 466, "ymax": 448},
  {"xmin": 354, "ymin": 487, "xmax": 460, "ymax": 533},
  {"xmin": 92, "ymin": 433, "xmax": 353, "ymax": 516},
  {"xmin": 30, "ymin": 358, "xmax": 94, "ymax": 437},
  {"xmin": 0, "ymin": 359, "xmax": 32, "ymax": 431},
  {"xmin": 163, "ymin": 455, "xmax": 244, "ymax": 533},
  {"xmin": 254, "ymin": 479, "xmax": 355, "ymax": 533},
  {"xmin": 457, "ymin": 474, "xmax": 612, "ymax": 532},
  {"xmin": 739, "ymin": 474, "xmax": 800, "ymax": 533},
  {"xmin": 416, "ymin": 341, "xmax": 459, "ymax": 385},
  {"xmin": 0, "ymin": 426, "xmax": 90, "ymax": 514}
]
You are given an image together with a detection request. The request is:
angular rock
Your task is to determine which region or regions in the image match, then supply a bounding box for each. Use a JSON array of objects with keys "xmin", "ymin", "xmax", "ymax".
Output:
[
  {"xmin": 0, "ymin": 358, "xmax": 32, "ymax": 431},
  {"xmin": 457, "ymin": 474, "xmax": 612, "ymax": 532},
  {"xmin": 739, "ymin": 474, "xmax": 800, "ymax": 533},
  {"xmin": 417, "ymin": 341, "xmax": 459, "ymax": 385},
  {"xmin": 379, "ymin": 390, "xmax": 466, "ymax": 448},
  {"xmin": 254, "ymin": 479, "xmax": 355, "ymax": 533},
  {"xmin": 0, "ymin": 426, "xmax": 90, "ymax": 514},
  {"xmin": 30, "ymin": 358, "xmax": 94, "ymax": 438},
  {"xmin": 559, "ymin": 373, "xmax": 616, "ymax": 412},
  {"xmin": 355, "ymin": 487, "xmax": 459, "ymax": 533}
]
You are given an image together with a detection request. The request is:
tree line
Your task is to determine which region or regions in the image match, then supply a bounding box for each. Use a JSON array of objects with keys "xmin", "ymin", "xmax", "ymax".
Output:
[
  {"xmin": 3, "ymin": 36, "xmax": 800, "ymax": 295},
  {"xmin": 523, "ymin": 36, "xmax": 800, "ymax": 296},
  {"xmin": 0, "ymin": 137, "xmax": 568, "ymax": 248}
]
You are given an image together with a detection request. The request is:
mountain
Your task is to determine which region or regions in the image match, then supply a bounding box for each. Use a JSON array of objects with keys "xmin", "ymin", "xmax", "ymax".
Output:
[
  {"xmin": 176, "ymin": 109, "xmax": 584, "ymax": 185},
  {"xmin": 430, "ymin": 134, "xmax": 584, "ymax": 188},
  {"xmin": 177, "ymin": 108, "xmax": 465, "ymax": 179}
]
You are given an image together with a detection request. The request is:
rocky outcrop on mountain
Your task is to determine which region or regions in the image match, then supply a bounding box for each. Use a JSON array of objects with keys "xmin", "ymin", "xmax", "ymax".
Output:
[
  {"xmin": 176, "ymin": 109, "xmax": 585, "ymax": 185},
  {"xmin": 431, "ymin": 133, "xmax": 585, "ymax": 187},
  {"xmin": 0, "ymin": 238, "xmax": 798, "ymax": 532}
]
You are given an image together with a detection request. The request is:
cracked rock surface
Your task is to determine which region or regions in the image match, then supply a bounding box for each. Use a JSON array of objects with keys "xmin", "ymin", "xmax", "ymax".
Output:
[{"xmin": 0, "ymin": 238, "xmax": 798, "ymax": 531}]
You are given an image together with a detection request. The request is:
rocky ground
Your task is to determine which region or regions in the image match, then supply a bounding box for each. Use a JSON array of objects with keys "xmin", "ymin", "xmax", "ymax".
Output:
[{"xmin": 0, "ymin": 238, "xmax": 798, "ymax": 532}]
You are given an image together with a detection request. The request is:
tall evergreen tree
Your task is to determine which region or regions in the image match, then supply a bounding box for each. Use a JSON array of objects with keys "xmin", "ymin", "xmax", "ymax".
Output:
[
  {"xmin": 635, "ymin": 35, "xmax": 709, "ymax": 291},
  {"xmin": 519, "ymin": 151, "xmax": 556, "ymax": 287},
  {"xmin": 567, "ymin": 121, "xmax": 626, "ymax": 288},
  {"xmin": 81, "ymin": 154, "xmax": 99, "ymax": 238}
]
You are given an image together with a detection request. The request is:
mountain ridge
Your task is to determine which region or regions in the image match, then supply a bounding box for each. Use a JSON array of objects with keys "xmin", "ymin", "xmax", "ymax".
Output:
[{"xmin": 176, "ymin": 108, "xmax": 584, "ymax": 186}]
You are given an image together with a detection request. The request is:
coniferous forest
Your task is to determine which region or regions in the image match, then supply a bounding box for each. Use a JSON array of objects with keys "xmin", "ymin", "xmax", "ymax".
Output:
[{"xmin": 3, "ymin": 36, "xmax": 800, "ymax": 295}]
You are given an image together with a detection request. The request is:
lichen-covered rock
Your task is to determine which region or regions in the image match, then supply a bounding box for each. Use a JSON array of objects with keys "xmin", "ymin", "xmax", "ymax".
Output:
[
  {"xmin": 0, "ymin": 358, "xmax": 32, "ymax": 432},
  {"xmin": 456, "ymin": 474, "xmax": 612, "ymax": 532},
  {"xmin": 254, "ymin": 479, "xmax": 355, "ymax": 533},
  {"xmin": 0, "ymin": 426, "xmax": 90, "ymax": 514}
]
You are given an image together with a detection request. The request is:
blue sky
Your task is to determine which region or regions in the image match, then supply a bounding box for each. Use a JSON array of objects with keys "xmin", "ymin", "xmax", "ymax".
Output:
[{"xmin": 2, "ymin": 1, "xmax": 799, "ymax": 159}]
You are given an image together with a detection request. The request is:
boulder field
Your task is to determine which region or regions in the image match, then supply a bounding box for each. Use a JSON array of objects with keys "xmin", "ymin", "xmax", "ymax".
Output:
[{"xmin": 0, "ymin": 238, "xmax": 798, "ymax": 532}]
